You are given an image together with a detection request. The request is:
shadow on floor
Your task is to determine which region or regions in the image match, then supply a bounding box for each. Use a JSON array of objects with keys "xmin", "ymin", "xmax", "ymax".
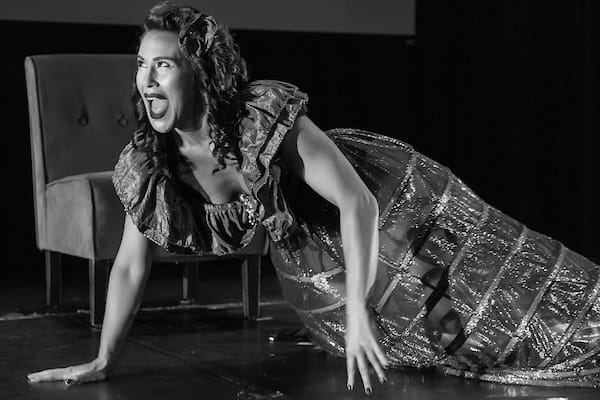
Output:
[
  {"xmin": 2, "ymin": 304, "xmax": 599, "ymax": 400},
  {"xmin": 1, "ymin": 258, "xmax": 598, "ymax": 399}
]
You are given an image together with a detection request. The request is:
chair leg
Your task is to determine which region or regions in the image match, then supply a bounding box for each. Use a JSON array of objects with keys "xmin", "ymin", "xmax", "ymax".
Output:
[
  {"xmin": 89, "ymin": 259, "xmax": 111, "ymax": 327},
  {"xmin": 241, "ymin": 254, "xmax": 261, "ymax": 319},
  {"xmin": 44, "ymin": 250, "xmax": 62, "ymax": 310},
  {"xmin": 181, "ymin": 262, "xmax": 199, "ymax": 304}
]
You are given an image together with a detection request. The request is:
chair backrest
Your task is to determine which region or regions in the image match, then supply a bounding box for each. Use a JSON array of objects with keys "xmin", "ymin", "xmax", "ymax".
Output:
[
  {"xmin": 25, "ymin": 54, "xmax": 137, "ymax": 248},
  {"xmin": 26, "ymin": 54, "xmax": 137, "ymax": 182}
]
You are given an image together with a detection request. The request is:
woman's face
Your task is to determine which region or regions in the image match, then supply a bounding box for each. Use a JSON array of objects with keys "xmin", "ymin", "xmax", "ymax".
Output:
[{"xmin": 136, "ymin": 30, "xmax": 199, "ymax": 133}]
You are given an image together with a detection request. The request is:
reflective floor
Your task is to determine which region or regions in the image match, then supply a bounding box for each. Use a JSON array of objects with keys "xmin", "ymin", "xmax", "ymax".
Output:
[{"xmin": 1, "ymin": 259, "xmax": 598, "ymax": 399}]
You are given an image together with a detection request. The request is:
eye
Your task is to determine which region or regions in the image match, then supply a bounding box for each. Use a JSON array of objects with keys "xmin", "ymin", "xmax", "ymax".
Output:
[
  {"xmin": 156, "ymin": 60, "xmax": 171, "ymax": 69},
  {"xmin": 136, "ymin": 59, "xmax": 146, "ymax": 69}
]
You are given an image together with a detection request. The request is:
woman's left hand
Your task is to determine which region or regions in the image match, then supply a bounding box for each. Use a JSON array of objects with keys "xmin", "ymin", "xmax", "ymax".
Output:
[
  {"xmin": 280, "ymin": 115, "xmax": 388, "ymax": 392},
  {"xmin": 345, "ymin": 305, "xmax": 389, "ymax": 394}
]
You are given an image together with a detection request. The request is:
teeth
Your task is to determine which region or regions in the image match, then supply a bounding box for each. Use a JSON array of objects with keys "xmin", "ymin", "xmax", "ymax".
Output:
[{"xmin": 145, "ymin": 93, "xmax": 166, "ymax": 101}]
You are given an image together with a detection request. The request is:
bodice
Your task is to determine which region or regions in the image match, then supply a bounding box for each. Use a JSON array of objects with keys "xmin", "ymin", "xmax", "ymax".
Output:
[
  {"xmin": 202, "ymin": 193, "xmax": 262, "ymax": 254},
  {"xmin": 112, "ymin": 79, "xmax": 308, "ymax": 255}
]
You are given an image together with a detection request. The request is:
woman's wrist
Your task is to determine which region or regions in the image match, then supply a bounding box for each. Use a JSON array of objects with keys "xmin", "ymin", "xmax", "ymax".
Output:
[
  {"xmin": 346, "ymin": 286, "xmax": 370, "ymax": 307},
  {"xmin": 346, "ymin": 298, "xmax": 367, "ymax": 308},
  {"xmin": 346, "ymin": 299, "xmax": 368, "ymax": 319},
  {"xmin": 92, "ymin": 356, "xmax": 111, "ymax": 371}
]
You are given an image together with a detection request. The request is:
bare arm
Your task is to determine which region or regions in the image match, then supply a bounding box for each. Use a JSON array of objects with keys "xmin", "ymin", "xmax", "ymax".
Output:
[
  {"xmin": 282, "ymin": 115, "xmax": 388, "ymax": 393},
  {"xmin": 97, "ymin": 214, "xmax": 154, "ymax": 367},
  {"xmin": 28, "ymin": 214, "xmax": 154, "ymax": 384}
]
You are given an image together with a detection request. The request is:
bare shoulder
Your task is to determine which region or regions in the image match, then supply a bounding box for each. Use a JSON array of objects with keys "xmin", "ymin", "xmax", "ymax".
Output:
[{"xmin": 287, "ymin": 115, "xmax": 339, "ymax": 160}]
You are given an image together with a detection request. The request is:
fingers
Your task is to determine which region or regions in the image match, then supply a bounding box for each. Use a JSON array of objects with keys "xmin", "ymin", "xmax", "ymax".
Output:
[
  {"xmin": 27, "ymin": 365, "xmax": 106, "ymax": 385},
  {"xmin": 346, "ymin": 355, "xmax": 355, "ymax": 390},
  {"xmin": 346, "ymin": 341, "xmax": 390, "ymax": 394},
  {"xmin": 371, "ymin": 338, "xmax": 389, "ymax": 369},
  {"xmin": 356, "ymin": 353, "xmax": 372, "ymax": 394},
  {"xmin": 346, "ymin": 308, "xmax": 393, "ymax": 394},
  {"xmin": 365, "ymin": 348, "xmax": 386, "ymax": 384},
  {"xmin": 27, "ymin": 367, "xmax": 70, "ymax": 383}
]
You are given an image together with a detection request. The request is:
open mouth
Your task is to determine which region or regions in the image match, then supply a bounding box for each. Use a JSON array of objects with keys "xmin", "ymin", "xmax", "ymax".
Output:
[{"xmin": 145, "ymin": 93, "xmax": 169, "ymax": 119}]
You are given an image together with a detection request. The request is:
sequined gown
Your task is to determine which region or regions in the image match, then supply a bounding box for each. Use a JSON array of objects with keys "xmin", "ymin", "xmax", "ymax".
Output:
[{"xmin": 113, "ymin": 80, "xmax": 600, "ymax": 387}]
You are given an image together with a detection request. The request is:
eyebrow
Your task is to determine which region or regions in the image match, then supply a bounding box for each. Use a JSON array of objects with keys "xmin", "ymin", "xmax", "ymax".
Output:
[{"xmin": 136, "ymin": 56, "xmax": 184, "ymax": 63}]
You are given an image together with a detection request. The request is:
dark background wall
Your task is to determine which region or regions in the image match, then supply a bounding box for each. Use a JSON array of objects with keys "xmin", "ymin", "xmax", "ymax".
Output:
[
  {"xmin": 417, "ymin": 0, "xmax": 600, "ymax": 261},
  {"xmin": 1, "ymin": 19, "xmax": 417, "ymax": 280},
  {"xmin": 0, "ymin": 0, "xmax": 415, "ymax": 35},
  {"xmin": 2, "ymin": 0, "xmax": 599, "ymax": 285}
]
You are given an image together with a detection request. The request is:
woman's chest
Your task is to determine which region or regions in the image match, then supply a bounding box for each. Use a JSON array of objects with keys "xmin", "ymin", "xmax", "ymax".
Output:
[{"xmin": 184, "ymin": 152, "xmax": 250, "ymax": 204}]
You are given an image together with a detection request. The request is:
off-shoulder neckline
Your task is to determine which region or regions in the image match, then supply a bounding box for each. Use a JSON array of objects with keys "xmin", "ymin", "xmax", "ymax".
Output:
[
  {"xmin": 203, "ymin": 192, "xmax": 252, "ymax": 211},
  {"xmin": 166, "ymin": 135, "xmax": 252, "ymax": 210}
]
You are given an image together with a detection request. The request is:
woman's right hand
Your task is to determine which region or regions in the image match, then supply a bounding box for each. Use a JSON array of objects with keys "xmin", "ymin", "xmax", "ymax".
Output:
[
  {"xmin": 27, "ymin": 216, "xmax": 153, "ymax": 387},
  {"xmin": 27, "ymin": 358, "xmax": 108, "ymax": 385}
]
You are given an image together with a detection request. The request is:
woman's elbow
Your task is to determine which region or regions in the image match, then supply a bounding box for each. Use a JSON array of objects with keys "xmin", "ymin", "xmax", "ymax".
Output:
[
  {"xmin": 111, "ymin": 244, "xmax": 153, "ymax": 282},
  {"xmin": 340, "ymin": 190, "xmax": 379, "ymax": 218}
]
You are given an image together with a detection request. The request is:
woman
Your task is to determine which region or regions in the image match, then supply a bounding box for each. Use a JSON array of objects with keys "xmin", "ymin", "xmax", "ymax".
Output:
[{"xmin": 28, "ymin": 0, "xmax": 600, "ymax": 392}]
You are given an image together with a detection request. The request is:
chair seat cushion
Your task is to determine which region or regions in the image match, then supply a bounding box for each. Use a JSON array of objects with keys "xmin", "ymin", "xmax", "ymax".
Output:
[{"xmin": 45, "ymin": 171, "xmax": 124, "ymax": 259}]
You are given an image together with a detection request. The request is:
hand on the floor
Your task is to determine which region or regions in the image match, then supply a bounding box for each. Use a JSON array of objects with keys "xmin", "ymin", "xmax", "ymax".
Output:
[
  {"xmin": 27, "ymin": 358, "xmax": 108, "ymax": 385},
  {"xmin": 345, "ymin": 305, "xmax": 389, "ymax": 394}
]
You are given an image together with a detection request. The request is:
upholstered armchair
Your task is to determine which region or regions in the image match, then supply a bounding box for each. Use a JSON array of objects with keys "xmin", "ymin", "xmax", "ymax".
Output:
[{"xmin": 25, "ymin": 54, "xmax": 265, "ymax": 327}]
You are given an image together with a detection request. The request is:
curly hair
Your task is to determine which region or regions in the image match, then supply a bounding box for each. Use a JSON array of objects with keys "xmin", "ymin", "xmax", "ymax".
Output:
[{"xmin": 132, "ymin": 1, "xmax": 249, "ymax": 173}]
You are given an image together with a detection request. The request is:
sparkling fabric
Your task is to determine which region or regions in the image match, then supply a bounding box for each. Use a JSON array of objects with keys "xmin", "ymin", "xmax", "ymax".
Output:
[
  {"xmin": 285, "ymin": 129, "xmax": 600, "ymax": 388},
  {"xmin": 113, "ymin": 80, "xmax": 600, "ymax": 387}
]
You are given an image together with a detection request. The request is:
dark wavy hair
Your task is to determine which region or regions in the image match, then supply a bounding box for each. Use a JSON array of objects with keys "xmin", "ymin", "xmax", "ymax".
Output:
[{"xmin": 132, "ymin": 1, "xmax": 249, "ymax": 173}]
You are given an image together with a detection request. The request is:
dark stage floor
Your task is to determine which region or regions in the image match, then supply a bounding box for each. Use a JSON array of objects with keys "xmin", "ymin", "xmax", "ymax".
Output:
[{"xmin": 1, "ymin": 259, "xmax": 598, "ymax": 399}]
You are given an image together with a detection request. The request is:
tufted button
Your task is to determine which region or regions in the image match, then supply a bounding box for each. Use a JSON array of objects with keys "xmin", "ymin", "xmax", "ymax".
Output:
[
  {"xmin": 77, "ymin": 116, "xmax": 88, "ymax": 126},
  {"xmin": 118, "ymin": 116, "xmax": 128, "ymax": 127}
]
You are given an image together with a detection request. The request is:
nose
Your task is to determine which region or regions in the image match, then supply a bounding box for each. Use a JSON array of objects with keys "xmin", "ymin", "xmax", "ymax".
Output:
[{"xmin": 140, "ymin": 65, "xmax": 157, "ymax": 88}]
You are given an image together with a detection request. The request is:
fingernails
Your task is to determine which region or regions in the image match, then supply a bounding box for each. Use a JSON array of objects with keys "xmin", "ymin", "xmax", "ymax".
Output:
[{"xmin": 365, "ymin": 387, "xmax": 372, "ymax": 395}]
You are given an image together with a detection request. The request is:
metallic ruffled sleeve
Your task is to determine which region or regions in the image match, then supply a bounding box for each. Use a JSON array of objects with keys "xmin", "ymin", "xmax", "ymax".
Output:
[
  {"xmin": 112, "ymin": 142, "xmax": 212, "ymax": 254},
  {"xmin": 238, "ymin": 80, "xmax": 308, "ymax": 243}
]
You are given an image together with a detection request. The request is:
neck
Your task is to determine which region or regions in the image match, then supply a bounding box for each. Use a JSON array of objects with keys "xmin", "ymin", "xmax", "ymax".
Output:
[{"xmin": 174, "ymin": 113, "xmax": 211, "ymax": 150}]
